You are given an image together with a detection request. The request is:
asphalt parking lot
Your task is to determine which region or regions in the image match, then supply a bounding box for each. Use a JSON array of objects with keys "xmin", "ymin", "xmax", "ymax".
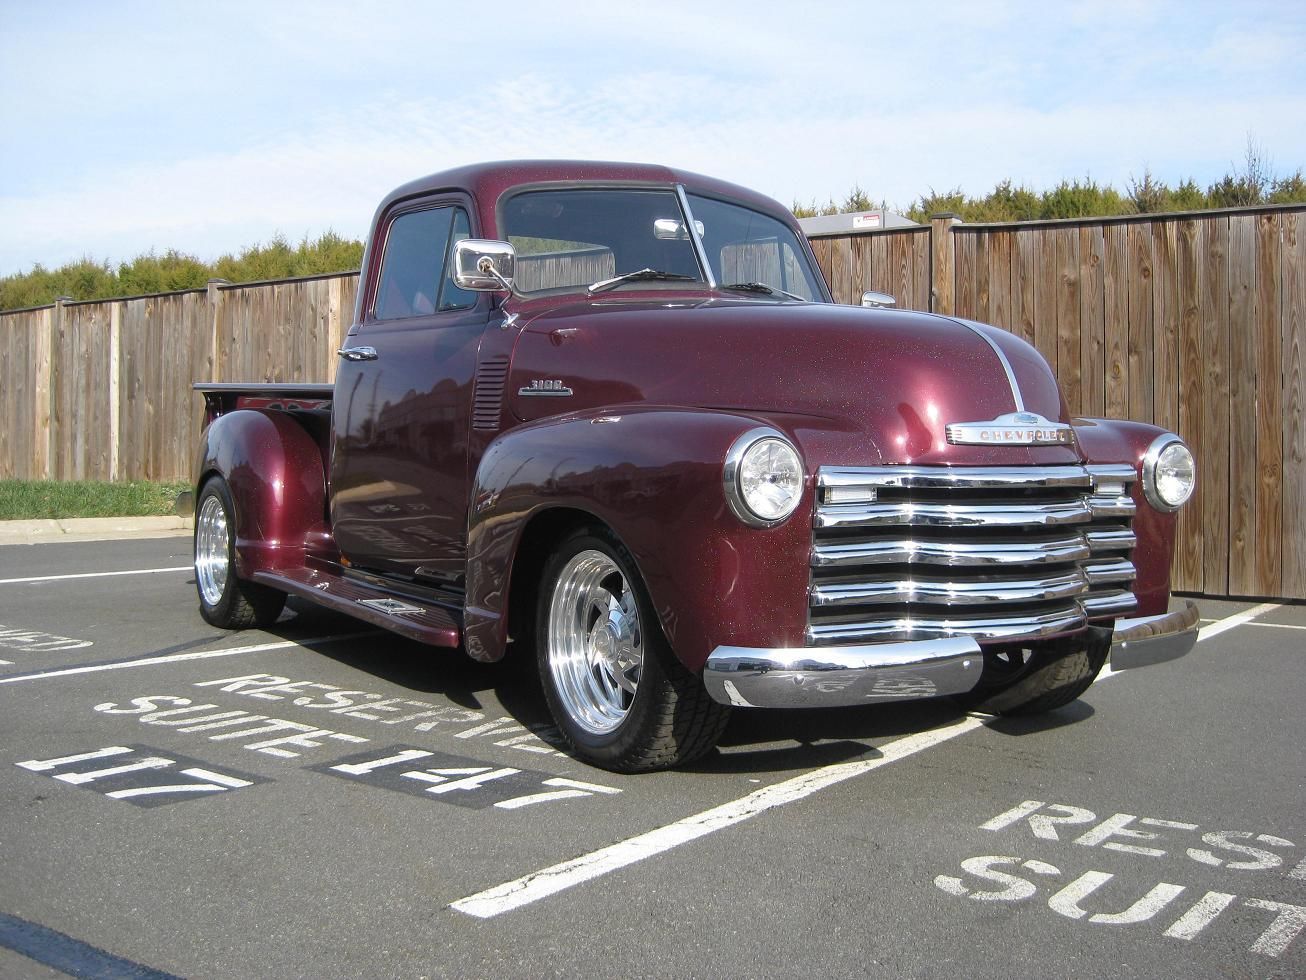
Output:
[{"xmin": 1, "ymin": 535, "xmax": 1303, "ymax": 979}]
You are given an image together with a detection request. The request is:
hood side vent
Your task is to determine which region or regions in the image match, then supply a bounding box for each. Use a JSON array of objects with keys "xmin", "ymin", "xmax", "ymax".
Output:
[{"xmin": 472, "ymin": 355, "xmax": 510, "ymax": 430}]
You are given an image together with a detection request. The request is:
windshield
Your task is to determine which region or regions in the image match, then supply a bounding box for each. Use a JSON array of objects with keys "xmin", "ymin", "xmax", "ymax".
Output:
[
  {"xmin": 687, "ymin": 193, "xmax": 825, "ymax": 301},
  {"xmin": 501, "ymin": 188, "xmax": 703, "ymax": 294},
  {"xmin": 500, "ymin": 186, "xmax": 828, "ymax": 300}
]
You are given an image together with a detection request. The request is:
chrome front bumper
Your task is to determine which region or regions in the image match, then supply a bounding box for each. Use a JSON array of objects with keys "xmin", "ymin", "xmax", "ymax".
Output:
[
  {"xmin": 1108, "ymin": 599, "xmax": 1200, "ymax": 670},
  {"xmin": 702, "ymin": 599, "xmax": 1200, "ymax": 709},
  {"xmin": 702, "ymin": 637, "xmax": 982, "ymax": 708}
]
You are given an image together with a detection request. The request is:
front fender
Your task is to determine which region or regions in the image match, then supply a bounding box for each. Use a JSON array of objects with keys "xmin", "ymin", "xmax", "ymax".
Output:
[
  {"xmin": 194, "ymin": 410, "xmax": 327, "ymax": 578},
  {"xmin": 1073, "ymin": 417, "xmax": 1183, "ymax": 616},
  {"xmin": 463, "ymin": 407, "xmax": 813, "ymax": 669}
]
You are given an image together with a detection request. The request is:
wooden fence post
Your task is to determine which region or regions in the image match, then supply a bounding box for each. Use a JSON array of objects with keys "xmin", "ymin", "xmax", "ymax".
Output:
[
  {"xmin": 24, "ymin": 306, "xmax": 54, "ymax": 480},
  {"xmin": 49, "ymin": 296, "xmax": 70, "ymax": 480},
  {"xmin": 109, "ymin": 301, "xmax": 121, "ymax": 481},
  {"xmin": 930, "ymin": 213, "xmax": 960, "ymax": 314},
  {"xmin": 328, "ymin": 275, "xmax": 344, "ymax": 383},
  {"xmin": 207, "ymin": 278, "xmax": 229, "ymax": 382}
]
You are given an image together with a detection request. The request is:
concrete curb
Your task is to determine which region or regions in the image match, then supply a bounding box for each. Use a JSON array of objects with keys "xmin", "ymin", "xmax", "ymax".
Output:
[{"xmin": 0, "ymin": 516, "xmax": 194, "ymax": 546}]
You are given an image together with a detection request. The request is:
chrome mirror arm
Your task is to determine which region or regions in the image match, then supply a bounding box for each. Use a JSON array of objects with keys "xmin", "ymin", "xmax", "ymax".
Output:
[{"xmin": 478, "ymin": 257, "xmax": 527, "ymax": 299}]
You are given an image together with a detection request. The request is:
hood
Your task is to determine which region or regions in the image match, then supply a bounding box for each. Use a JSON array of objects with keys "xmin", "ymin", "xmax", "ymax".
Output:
[{"xmin": 505, "ymin": 295, "xmax": 1079, "ymax": 467}]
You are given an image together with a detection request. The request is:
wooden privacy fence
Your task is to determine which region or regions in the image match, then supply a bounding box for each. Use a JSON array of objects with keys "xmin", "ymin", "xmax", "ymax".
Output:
[
  {"xmin": 0, "ymin": 274, "xmax": 358, "ymax": 484},
  {"xmin": 808, "ymin": 204, "xmax": 1305, "ymax": 601},
  {"xmin": 1, "ymin": 204, "xmax": 1303, "ymax": 600}
]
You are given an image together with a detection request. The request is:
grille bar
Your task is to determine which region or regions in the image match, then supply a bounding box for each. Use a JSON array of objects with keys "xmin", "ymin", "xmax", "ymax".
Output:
[
  {"xmin": 1083, "ymin": 559, "xmax": 1136, "ymax": 585},
  {"xmin": 815, "ymin": 500, "xmax": 1094, "ymax": 530},
  {"xmin": 1082, "ymin": 591, "xmax": 1138, "ymax": 616},
  {"xmin": 1086, "ymin": 528, "xmax": 1137, "ymax": 552},
  {"xmin": 819, "ymin": 466, "xmax": 1094, "ymax": 490},
  {"xmin": 807, "ymin": 606, "xmax": 1088, "ymax": 645},
  {"xmin": 1088, "ymin": 493, "xmax": 1136, "ymax": 518},
  {"xmin": 811, "ymin": 533, "xmax": 1093, "ymax": 568},
  {"xmin": 810, "ymin": 464, "xmax": 1138, "ymax": 646},
  {"xmin": 812, "ymin": 569, "xmax": 1088, "ymax": 607}
]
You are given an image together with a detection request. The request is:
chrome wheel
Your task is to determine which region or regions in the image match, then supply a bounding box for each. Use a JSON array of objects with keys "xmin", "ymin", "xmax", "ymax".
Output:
[
  {"xmin": 545, "ymin": 549, "xmax": 644, "ymax": 736},
  {"xmin": 195, "ymin": 492, "xmax": 230, "ymax": 607}
]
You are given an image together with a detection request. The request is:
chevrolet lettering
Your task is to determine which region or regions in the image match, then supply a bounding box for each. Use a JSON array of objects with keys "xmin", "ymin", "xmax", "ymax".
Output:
[
  {"xmin": 187, "ymin": 160, "xmax": 1199, "ymax": 773},
  {"xmin": 946, "ymin": 413, "xmax": 1076, "ymax": 447}
]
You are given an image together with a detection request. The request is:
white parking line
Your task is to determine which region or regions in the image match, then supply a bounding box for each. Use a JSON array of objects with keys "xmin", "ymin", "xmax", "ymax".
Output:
[
  {"xmin": 1195, "ymin": 602, "xmax": 1280, "ymax": 642},
  {"xmin": 451, "ymin": 602, "xmax": 1279, "ymax": 919},
  {"xmin": 0, "ymin": 566, "xmax": 191, "ymax": 585},
  {"xmin": 452, "ymin": 718, "xmax": 986, "ymax": 918},
  {"xmin": 0, "ymin": 632, "xmax": 374, "ymax": 685}
]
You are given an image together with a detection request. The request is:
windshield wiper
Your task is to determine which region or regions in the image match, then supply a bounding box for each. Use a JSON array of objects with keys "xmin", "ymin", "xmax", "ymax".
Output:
[
  {"xmin": 722, "ymin": 282, "xmax": 806, "ymax": 302},
  {"xmin": 588, "ymin": 268, "xmax": 699, "ymax": 294}
]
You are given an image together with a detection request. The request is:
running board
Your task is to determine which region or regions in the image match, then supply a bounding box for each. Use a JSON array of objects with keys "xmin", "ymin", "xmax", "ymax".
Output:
[{"xmin": 252, "ymin": 566, "xmax": 461, "ymax": 648}]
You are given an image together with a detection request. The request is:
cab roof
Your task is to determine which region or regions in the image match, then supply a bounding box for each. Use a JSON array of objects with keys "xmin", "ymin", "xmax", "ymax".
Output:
[{"xmin": 372, "ymin": 159, "xmax": 795, "ymax": 237}]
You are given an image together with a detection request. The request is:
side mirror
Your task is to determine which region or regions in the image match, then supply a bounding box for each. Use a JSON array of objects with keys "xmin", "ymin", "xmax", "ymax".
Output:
[
  {"xmin": 454, "ymin": 239, "xmax": 518, "ymax": 291},
  {"xmin": 861, "ymin": 290, "xmax": 896, "ymax": 309}
]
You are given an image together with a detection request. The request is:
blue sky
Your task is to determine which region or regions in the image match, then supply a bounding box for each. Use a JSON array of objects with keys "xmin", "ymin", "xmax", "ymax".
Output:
[{"xmin": 2, "ymin": 0, "xmax": 1303, "ymax": 277}]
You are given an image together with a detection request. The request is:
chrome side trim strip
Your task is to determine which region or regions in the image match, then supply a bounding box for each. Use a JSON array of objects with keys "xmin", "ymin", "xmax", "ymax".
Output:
[
  {"xmin": 952, "ymin": 319, "xmax": 1025, "ymax": 412},
  {"xmin": 703, "ymin": 637, "xmax": 981, "ymax": 708}
]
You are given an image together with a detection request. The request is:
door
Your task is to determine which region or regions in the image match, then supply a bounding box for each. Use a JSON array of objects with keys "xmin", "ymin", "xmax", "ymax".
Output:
[{"xmin": 330, "ymin": 199, "xmax": 489, "ymax": 586}]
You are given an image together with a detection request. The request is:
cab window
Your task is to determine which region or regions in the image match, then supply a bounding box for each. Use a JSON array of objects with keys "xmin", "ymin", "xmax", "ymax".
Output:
[{"xmin": 373, "ymin": 206, "xmax": 476, "ymax": 319}]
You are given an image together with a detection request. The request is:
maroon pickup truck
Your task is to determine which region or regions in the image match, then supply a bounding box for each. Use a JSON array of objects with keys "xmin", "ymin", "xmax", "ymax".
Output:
[{"xmin": 190, "ymin": 160, "xmax": 1199, "ymax": 772}]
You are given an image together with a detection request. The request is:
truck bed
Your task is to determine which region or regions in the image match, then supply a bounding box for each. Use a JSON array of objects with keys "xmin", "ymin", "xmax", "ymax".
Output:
[{"xmin": 194, "ymin": 382, "xmax": 334, "ymax": 418}]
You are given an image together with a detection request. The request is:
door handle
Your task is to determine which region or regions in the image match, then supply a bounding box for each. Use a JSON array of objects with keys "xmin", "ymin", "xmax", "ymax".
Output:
[{"xmin": 336, "ymin": 346, "xmax": 378, "ymax": 362}]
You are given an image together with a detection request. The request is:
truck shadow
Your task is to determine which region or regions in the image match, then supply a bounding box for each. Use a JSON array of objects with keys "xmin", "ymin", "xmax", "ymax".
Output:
[{"xmin": 286, "ymin": 600, "xmax": 1097, "ymax": 775}]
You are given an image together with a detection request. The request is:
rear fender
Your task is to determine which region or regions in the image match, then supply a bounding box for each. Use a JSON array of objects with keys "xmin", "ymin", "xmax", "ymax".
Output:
[
  {"xmin": 194, "ymin": 410, "xmax": 328, "ymax": 578},
  {"xmin": 1073, "ymin": 417, "xmax": 1182, "ymax": 616},
  {"xmin": 463, "ymin": 407, "xmax": 814, "ymax": 669}
]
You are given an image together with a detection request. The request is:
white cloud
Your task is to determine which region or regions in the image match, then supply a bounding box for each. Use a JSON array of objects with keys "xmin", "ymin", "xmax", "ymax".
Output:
[{"xmin": 1, "ymin": 0, "xmax": 1303, "ymax": 276}]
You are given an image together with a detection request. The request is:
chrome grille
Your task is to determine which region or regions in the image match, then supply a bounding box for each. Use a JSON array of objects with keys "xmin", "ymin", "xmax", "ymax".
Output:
[{"xmin": 808, "ymin": 464, "xmax": 1137, "ymax": 646}]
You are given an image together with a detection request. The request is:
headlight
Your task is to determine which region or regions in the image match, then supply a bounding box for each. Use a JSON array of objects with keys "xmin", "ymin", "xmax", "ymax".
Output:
[
  {"xmin": 1142, "ymin": 433, "xmax": 1195, "ymax": 512},
  {"xmin": 724, "ymin": 428, "xmax": 804, "ymax": 527}
]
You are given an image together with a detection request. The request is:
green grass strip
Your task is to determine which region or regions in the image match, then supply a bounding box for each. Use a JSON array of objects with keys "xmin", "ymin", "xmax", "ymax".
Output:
[{"xmin": 0, "ymin": 480, "xmax": 190, "ymax": 520}]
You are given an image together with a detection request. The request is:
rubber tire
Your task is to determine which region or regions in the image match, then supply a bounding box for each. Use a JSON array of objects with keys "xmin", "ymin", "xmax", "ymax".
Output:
[
  {"xmin": 195, "ymin": 478, "xmax": 286, "ymax": 630},
  {"xmin": 952, "ymin": 632, "xmax": 1110, "ymax": 716},
  {"xmin": 536, "ymin": 527, "xmax": 731, "ymax": 773}
]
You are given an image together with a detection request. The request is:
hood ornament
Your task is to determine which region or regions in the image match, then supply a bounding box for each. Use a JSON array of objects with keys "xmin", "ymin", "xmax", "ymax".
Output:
[{"xmin": 946, "ymin": 411, "xmax": 1074, "ymax": 447}]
